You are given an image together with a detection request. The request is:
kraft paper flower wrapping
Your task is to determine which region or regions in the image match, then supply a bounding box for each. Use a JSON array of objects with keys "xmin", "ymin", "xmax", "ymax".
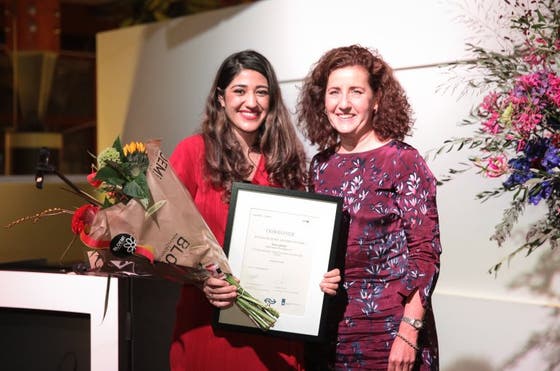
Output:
[{"xmin": 80, "ymin": 139, "xmax": 232, "ymax": 284}]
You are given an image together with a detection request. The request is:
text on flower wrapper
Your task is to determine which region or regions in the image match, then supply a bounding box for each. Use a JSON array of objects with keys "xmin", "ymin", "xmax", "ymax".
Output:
[
  {"xmin": 151, "ymin": 150, "xmax": 169, "ymax": 180},
  {"xmin": 110, "ymin": 233, "xmax": 137, "ymax": 258},
  {"xmin": 164, "ymin": 233, "xmax": 191, "ymax": 264}
]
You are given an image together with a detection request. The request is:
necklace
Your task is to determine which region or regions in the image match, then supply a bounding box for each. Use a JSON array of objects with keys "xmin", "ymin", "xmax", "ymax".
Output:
[
  {"xmin": 245, "ymin": 148, "xmax": 261, "ymax": 181},
  {"xmin": 247, "ymin": 149, "xmax": 261, "ymax": 167}
]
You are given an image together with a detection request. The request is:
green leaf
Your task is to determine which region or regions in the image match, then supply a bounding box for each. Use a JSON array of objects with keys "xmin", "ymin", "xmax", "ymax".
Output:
[
  {"xmin": 123, "ymin": 178, "xmax": 148, "ymax": 199},
  {"xmin": 103, "ymin": 197, "xmax": 114, "ymax": 208},
  {"xmin": 96, "ymin": 166, "xmax": 125, "ymax": 185},
  {"xmin": 135, "ymin": 173, "xmax": 149, "ymax": 193},
  {"xmin": 113, "ymin": 137, "xmax": 125, "ymax": 162},
  {"xmin": 138, "ymin": 197, "xmax": 149, "ymax": 209}
]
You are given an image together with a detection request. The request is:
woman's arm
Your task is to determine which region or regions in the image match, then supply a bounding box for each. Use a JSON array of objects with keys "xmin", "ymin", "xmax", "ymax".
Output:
[{"xmin": 388, "ymin": 290, "xmax": 424, "ymax": 371}]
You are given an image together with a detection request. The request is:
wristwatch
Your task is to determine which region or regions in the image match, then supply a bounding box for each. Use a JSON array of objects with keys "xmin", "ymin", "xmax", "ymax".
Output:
[{"xmin": 401, "ymin": 316, "xmax": 423, "ymax": 330}]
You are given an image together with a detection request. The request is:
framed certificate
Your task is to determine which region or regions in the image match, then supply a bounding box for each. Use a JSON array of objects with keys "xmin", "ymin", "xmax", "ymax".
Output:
[{"xmin": 213, "ymin": 182, "xmax": 344, "ymax": 341}]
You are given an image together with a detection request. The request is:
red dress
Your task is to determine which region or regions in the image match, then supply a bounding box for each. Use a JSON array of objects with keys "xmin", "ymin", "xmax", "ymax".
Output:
[{"xmin": 169, "ymin": 134, "xmax": 304, "ymax": 371}]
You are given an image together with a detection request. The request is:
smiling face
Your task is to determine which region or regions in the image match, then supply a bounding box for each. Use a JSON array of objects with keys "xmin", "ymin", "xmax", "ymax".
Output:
[
  {"xmin": 324, "ymin": 65, "xmax": 378, "ymax": 145},
  {"xmin": 219, "ymin": 68, "xmax": 270, "ymax": 146}
]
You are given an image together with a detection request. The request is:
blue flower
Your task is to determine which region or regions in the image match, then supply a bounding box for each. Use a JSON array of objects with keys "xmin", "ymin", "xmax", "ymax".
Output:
[
  {"xmin": 528, "ymin": 180, "xmax": 554, "ymax": 205},
  {"xmin": 503, "ymin": 157, "xmax": 533, "ymax": 189},
  {"xmin": 523, "ymin": 137, "xmax": 549, "ymax": 162},
  {"xmin": 542, "ymin": 145, "xmax": 560, "ymax": 172}
]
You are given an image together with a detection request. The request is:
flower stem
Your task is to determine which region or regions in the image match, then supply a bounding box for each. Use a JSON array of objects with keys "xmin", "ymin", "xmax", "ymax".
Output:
[{"xmin": 224, "ymin": 273, "xmax": 279, "ymax": 330}]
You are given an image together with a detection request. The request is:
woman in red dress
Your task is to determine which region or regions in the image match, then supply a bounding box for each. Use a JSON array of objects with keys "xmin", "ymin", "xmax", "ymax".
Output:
[
  {"xmin": 169, "ymin": 50, "xmax": 340, "ymax": 371},
  {"xmin": 297, "ymin": 45, "xmax": 441, "ymax": 370}
]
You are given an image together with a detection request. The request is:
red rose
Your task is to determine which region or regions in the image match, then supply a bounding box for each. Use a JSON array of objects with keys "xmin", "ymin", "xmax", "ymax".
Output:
[{"xmin": 71, "ymin": 204, "xmax": 99, "ymax": 234}]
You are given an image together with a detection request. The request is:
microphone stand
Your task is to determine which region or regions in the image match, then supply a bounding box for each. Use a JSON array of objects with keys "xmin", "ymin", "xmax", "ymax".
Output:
[{"xmin": 35, "ymin": 147, "xmax": 103, "ymax": 207}]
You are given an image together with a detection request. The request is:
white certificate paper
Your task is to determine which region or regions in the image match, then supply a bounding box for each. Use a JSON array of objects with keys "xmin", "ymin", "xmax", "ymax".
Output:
[{"xmin": 215, "ymin": 183, "xmax": 343, "ymax": 340}]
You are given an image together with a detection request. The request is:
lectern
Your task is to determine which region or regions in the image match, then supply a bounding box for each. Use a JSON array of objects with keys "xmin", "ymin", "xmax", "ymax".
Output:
[{"xmin": 0, "ymin": 269, "xmax": 180, "ymax": 371}]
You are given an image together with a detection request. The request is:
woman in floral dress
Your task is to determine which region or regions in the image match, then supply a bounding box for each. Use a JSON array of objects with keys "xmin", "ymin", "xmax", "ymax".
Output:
[{"xmin": 297, "ymin": 45, "xmax": 441, "ymax": 371}]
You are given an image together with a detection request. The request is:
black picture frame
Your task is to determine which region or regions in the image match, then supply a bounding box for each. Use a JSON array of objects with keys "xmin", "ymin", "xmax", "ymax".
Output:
[{"xmin": 213, "ymin": 182, "xmax": 343, "ymax": 341}]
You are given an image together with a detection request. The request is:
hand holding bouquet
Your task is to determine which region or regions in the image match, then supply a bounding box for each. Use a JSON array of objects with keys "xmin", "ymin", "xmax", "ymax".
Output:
[{"xmin": 205, "ymin": 264, "xmax": 279, "ymax": 330}]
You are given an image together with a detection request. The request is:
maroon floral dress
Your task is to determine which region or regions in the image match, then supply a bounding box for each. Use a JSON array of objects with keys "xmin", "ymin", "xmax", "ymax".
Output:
[{"xmin": 309, "ymin": 140, "xmax": 441, "ymax": 370}]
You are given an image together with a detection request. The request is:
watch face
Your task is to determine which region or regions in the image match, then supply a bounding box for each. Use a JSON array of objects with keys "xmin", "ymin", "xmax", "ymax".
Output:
[{"xmin": 402, "ymin": 316, "xmax": 423, "ymax": 329}]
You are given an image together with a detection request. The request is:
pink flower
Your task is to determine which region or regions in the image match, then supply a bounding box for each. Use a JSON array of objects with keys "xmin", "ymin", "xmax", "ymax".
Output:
[
  {"xmin": 480, "ymin": 92, "xmax": 499, "ymax": 112},
  {"xmin": 484, "ymin": 155, "xmax": 509, "ymax": 178},
  {"xmin": 482, "ymin": 112, "xmax": 502, "ymax": 134},
  {"xmin": 535, "ymin": 38, "xmax": 547, "ymax": 46},
  {"xmin": 518, "ymin": 72, "xmax": 540, "ymax": 88},
  {"xmin": 513, "ymin": 111, "xmax": 542, "ymax": 134},
  {"xmin": 509, "ymin": 92, "xmax": 528, "ymax": 106},
  {"xmin": 546, "ymin": 72, "xmax": 560, "ymax": 106},
  {"xmin": 516, "ymin": 140, "xmax": 526, "ymax": 152},
  {"xmin": 523, "ymin": 54, "xmax": 538, "ymax": 66}
]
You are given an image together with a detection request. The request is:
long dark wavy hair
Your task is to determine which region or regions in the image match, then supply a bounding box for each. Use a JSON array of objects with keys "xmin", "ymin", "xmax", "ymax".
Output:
[
  {"xmin": 296, "ymin": 45, "xmax": 413, "ymax": 151},
  {"xmin": 202, "ymin": 50, "xmax": 307, "ymax": 199}
]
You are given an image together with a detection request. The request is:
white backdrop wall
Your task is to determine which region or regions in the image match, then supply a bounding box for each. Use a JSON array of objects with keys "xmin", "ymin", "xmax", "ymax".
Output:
[{"xmin": 97, "ymin": 1, "xmax": 559, "ymax": 369}]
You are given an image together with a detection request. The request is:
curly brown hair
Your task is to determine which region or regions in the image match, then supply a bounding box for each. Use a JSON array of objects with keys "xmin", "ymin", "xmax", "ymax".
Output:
[
  {"xmin": 296, "ymin": 45, "xmax": 413, "ymax": 151},
  {"xmin": 202, "ymin": 50, "xmax": 307, "ymax": 199}
]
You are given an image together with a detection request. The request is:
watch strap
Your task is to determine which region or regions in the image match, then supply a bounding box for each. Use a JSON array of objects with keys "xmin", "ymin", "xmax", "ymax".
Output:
[{"xmin": 401, "ymin": 316, "xmax": 423, "ymax": 330}]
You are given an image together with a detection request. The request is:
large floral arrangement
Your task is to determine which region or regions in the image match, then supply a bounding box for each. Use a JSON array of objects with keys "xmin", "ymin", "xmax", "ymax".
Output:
[{"xmin": 436, "ymin": 0, "xmax": 560, "ymax": 273}]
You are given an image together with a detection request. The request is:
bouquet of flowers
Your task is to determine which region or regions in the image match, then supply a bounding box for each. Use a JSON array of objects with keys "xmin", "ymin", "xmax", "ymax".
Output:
[
  {"xmin": 434, "ymin": 0, "xmax": 560, "ymax": 273},
  {"xmin": 7, "ymin": 137, "xmax": 279, "ymax": 330}
]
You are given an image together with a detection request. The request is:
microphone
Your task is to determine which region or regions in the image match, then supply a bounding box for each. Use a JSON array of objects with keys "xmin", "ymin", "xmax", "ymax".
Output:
[{"xmin": 35, "ymin": 147, "xmax": 51, "ymax": 189}]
